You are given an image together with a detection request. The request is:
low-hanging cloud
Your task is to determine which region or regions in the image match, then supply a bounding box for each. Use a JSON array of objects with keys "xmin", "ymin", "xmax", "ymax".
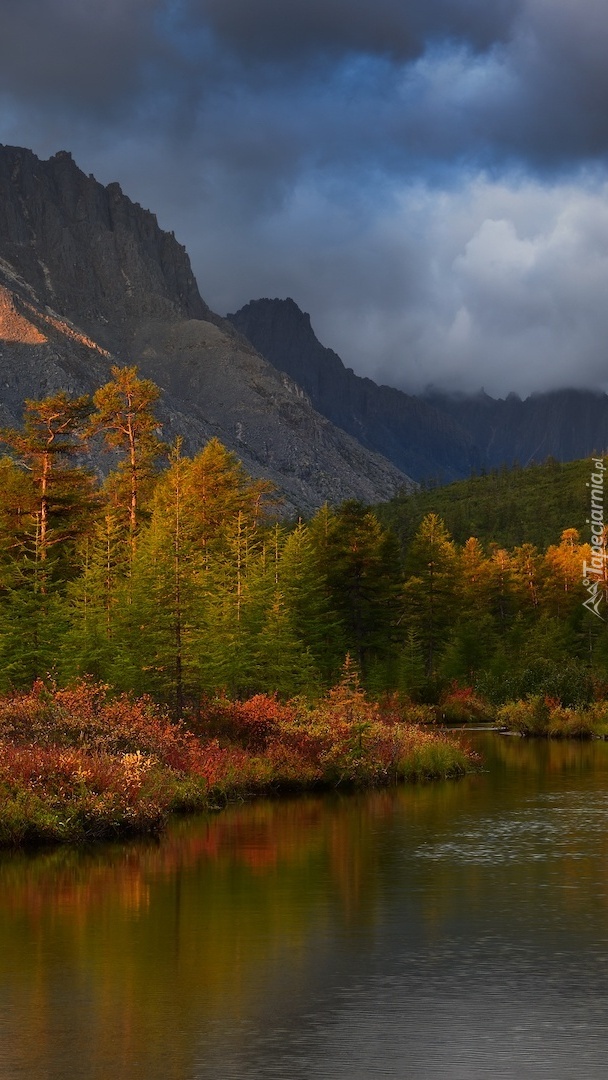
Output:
[
  {"xmin": 194, "ymin": 173, "xmax": 608, "ymax": 398},
  {"xmin": 2, "ymin": 0, "xmax": 608, "ymax": 398}
]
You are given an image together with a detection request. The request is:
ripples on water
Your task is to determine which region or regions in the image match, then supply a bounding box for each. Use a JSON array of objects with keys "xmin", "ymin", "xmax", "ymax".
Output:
[
  {"xmin": 415, "ymin": 791, "xmax": 608, "ymax": 864},
  {"xmin": 2, "ymin": 732, "xmax": 608, "ymax": 1079}
]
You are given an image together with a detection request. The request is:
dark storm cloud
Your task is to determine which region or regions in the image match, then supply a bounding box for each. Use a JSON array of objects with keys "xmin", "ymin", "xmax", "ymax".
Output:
[
  {"xmin": 470, "ymin": 0, "xmax": 608, "ymax": 167},
  {"xmin": 186, "ymin": 0, "xmax": 608, "ymax": 173},
  {"xmin": 0, "ymin": 0, "xmax": 169, "ymax": 116},
  {"xmin": 3, "ymin": 0, "xmax": 608, "ymax": 396},
  {"xmin": 3, "ymin": 0, "xmax": 608, "ymax": 175},
  {"xmin": 193, "ymin": 0, "xmax": 520, "ymax": 62}
]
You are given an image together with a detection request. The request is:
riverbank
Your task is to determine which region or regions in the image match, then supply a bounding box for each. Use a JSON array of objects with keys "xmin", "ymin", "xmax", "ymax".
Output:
[
  {"xmin": 497, "ymin": 696, "xmax": 608, "ymax": 738},
  {"xmin": 0, "ymin": 679, "xmax": 477, "ymax": 847}
]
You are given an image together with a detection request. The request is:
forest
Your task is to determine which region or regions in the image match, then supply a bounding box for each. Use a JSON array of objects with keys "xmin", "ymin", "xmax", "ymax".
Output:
[
  {"xmin": 377, "ymin": 456, "xmax": 591, "ymax": 550},
  {"xmin": 0, "ymin": 366, "xmax": 605, "ymax": 715},
  {"xmin": 0, "ymin": 365, "xmax": 607, "ymax": 844}
]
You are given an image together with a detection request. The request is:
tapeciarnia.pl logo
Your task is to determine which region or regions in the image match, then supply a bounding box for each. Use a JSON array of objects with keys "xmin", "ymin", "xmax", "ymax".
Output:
[{"xmin": 582, "ymin": 458, "xmax": 606, "ymax": 619}]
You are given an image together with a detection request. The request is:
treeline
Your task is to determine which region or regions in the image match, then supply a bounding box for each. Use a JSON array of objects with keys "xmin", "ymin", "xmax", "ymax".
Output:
[{"xmin": 0, "ymin": 367, "xmax": 605, "ymax": 713}]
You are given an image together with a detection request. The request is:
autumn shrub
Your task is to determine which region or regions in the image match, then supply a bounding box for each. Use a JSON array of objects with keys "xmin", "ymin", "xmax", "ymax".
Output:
[
  {"xmin": 0, "ymin": 682, "xmax": 230, "ymax": 845},
  {"xmin": 192, "ymin": 693, "xmax": 297, "ymax": 750},
  {"xmin": 437, "ymin": 684, "xmax": 494, "ymax": 724},
  {"xmin": 375, "ymin": 693, "xmax": 436, "ymax": 727},
  {"xmin": 497, "ymin": 696, "xmax": 550, "ymax": 735},
  {"xmin": 402, "ymin": 703, "xmax": 437, "ymax": 725},
  {"xmin": 0, "ymin": 741, "xmax": 176, "ymax": 843},
  {"xmin": 196, "ymin": 673, "xmax": 473, "ymax": 790},
  {"xmin": 264, "ymin": 675, "xmax": 472, "ymax": 787},
  {"xmin": 545, "ymin": 706, "xmax": 595, "ymax": 739},
  {"xmin": 0, "ymin": 679, "xmax": 212, "ymax": 777},
  {"xmin": 497, "ymin": 696, "xmax": 602, "ymax": 738},
  {"xmin": 0, "ymin": 676, "xmax": 477, "ymax": 847}
]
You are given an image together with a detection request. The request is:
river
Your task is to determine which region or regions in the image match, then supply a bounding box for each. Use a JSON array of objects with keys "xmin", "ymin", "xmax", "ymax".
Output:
[{"xmin": 2, "ymin": 731, "xmax": 608, "ymax": 1079}]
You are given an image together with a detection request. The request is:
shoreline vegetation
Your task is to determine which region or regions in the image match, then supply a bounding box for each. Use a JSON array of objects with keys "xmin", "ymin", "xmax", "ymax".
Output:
[
  {"xmin": 0, "ymin": 675, "xmax": 477, "ymax": 849},
  {"xmin": 430, "ymin": 687, "xmax": 608, "ymax": 740},
  {"xmin": 496, "ymin": 696, "xmax": 608, "ymax": 739}
]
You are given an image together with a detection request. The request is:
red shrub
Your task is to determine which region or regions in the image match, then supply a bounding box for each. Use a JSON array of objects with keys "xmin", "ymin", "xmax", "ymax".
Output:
[{"xmin": 193, "ymin": 693, "xmax": 298, "ymax": 750}]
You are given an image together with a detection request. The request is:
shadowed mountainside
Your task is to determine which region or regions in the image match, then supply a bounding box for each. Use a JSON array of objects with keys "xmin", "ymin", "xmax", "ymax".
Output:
[
  {"xmin": 0, "ymin": 145, "xmax": 414, "ymax": 512},
  {"xmin": 228, "ymin": 297, "xmax": 608, "ymax": 482}
]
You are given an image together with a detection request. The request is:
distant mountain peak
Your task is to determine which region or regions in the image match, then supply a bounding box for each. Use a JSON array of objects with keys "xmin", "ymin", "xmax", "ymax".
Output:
[
  {"xmin": 229, "ymin": 295, "xmax": 608, "ymax": 481},
  {"xmin": 228, "ymin": 296, "xmax": 479, "ymax": 482}
]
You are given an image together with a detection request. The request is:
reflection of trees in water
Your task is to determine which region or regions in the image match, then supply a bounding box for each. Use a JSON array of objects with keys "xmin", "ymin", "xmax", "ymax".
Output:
[
  {"xmin": 3, "ymin": 737, "xmax": 608, "ymax": 1078},
  {"xmin": 489, "ymin": 730, "xmax": 606, "ymax": 775},
  {"xmin": 0, "ymin": 790, "xmax": 412, "ymax": 1077}
]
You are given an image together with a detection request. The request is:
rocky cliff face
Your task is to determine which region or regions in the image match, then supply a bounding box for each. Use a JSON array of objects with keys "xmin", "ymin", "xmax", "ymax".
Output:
[
  {"xmin": 0, "ymin": 145, "xmax": 414, "ymax": 512},
  {"xmin": 228, "ymin": 297, "xmax": 608, "ymax": 481},
  {"xmin": 0, "ymin": 147, "xmax": 211, "ymax": 340}
]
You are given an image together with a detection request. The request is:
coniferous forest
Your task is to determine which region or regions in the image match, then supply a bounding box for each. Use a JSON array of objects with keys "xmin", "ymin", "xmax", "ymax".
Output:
[
  {"xmin": 1, "ymin": 366, "xmax": 607, "ymax": 844},
  {"xmin": 0, "ymin": 366, "xmax": 603, "ymax": 709}
]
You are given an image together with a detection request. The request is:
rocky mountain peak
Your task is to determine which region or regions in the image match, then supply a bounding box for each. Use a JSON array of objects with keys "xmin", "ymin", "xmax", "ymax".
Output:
[
  {"xmin": 228, "ymin": 296, "xmax": 480, "ymax": 482},
  {"xmin": 0, "ymin": 144, "xmax": 414, "ymax": 512},
  {"xmin": 0, "ymin": 144, "xmax": 213, "ymax": 351}
]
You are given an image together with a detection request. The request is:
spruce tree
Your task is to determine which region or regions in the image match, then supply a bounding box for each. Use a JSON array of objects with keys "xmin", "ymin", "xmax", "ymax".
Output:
[{"xmin": 402, "ymin": 513, "xmax": 458, "ymax": 677}]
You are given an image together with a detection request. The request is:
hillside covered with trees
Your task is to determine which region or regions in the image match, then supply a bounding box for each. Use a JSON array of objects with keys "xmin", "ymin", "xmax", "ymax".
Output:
[{"xmin": 377, "ymin": 458, "xmax": 589, "ymax": 551}]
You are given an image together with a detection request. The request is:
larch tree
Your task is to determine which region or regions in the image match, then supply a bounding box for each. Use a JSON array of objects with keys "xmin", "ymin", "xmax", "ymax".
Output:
[
  {"xmin": 182, "ymin": 438, "xmax": 276, "ymax": 564},
  {"xmin": 0, "ymin": 391, "xmax": 94, "ymax": 573},
  {"xmin": 87, "ymin": 366, "xmax": 164, "ymax": 555}
]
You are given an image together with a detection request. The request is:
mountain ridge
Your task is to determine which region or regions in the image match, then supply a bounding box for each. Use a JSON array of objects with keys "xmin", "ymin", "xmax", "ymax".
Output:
[
  {"xmin": 227, "ymin": 297, "xmax": 608, "ymax": 481},
  {"xmin": 227, "ymin": 297, "xmax": 479, "ymax": 482},
  {"xmin": 0, "ymin": 144, "xmax": 415, "ymax": 512}
]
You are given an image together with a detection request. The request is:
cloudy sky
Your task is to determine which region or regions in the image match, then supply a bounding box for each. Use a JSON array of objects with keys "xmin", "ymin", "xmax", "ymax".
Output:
[{"xmin": 1, "ymin": 0, "xmax": 608, "ymax": 397}]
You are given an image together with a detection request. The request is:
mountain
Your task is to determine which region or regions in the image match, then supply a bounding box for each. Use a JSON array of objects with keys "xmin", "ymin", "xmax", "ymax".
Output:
[
  {"xmin": 0, "ymin": 145, "xmax": 414, "ymax": 513},
  {"xmin": 227, "ymin": 297, "xmax": 608, "ymax": 481},
  {"xmin": 227, "ymin": 298, "xmax": 479, "ymax": 483},
  {"xmin": 423, "ymin": 387, "xmax": 608, "ymax": 471}
]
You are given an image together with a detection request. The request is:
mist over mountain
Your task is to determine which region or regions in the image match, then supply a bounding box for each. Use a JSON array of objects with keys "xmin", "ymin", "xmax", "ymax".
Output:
[
  {"xmin": 0, "ymin": 144, "xmax": 413, "ymax": 512},
  {"xmin": 227, "ymin": 298, "xmax": 479, "ymax": 482},
  {"xmin": 228, "ymin": 298, "xmax": 608, "ymax": 482}
]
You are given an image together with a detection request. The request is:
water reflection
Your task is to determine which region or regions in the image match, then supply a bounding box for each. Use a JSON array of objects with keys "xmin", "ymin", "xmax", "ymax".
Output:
[{"xmin": 2, "ymin": 734, "xmax": 608, "ymax": 1078}]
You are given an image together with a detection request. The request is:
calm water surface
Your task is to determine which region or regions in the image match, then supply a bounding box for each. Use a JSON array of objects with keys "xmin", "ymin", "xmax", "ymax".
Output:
[{"xmin": 2, "ymin": 732, "xmax": 608, "ymax": 1078}]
